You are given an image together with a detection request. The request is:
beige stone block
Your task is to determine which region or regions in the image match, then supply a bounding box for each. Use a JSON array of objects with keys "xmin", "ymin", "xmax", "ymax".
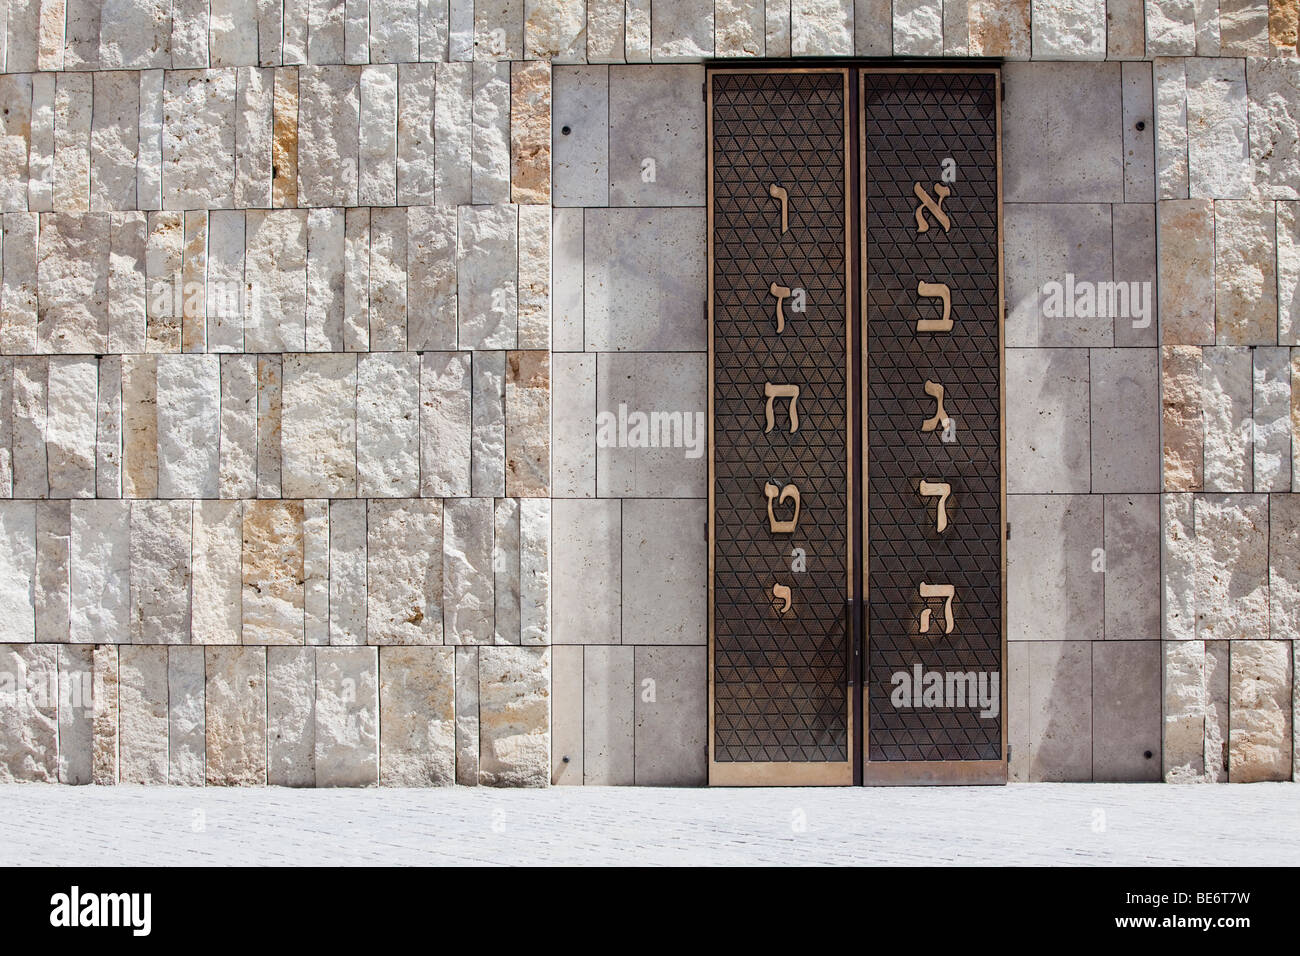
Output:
[
  {"xmin": 582, "ymin": 644, "xmax": 633, "ymax": 784},
  {"xmin": 379, "ymin": 646, "xmax": 456, "ymax": 786},
  {"xmin": 505, "ymin": 351, "xmax": 550, "ymax": 498},
  {"xmin": 162, "ymin": 70, "xmax": 236, "ymax": 209},
  {"xmin": 511, "ymin": 61, "xmax": 551, "ymax": 204},
  {"xmin": 443, "ymin": 497, "xmax": 493, "ymax": 645},
  {"xmin": 455, "ymin": 645, "xmax": 478, "ymax": 785},
  {"xmin": 587, "ymin": 0, "xmax": 625, "ymax": 60},
  {"xmin": 96, "ymin": 356, "xmax": 122, "ymax": 498},
  {"xmin": 0, "ymin": 645, "xmax": 58, "ymax": 782},
  {"xmin": 552, "ymin": 66, "xmax": 608, "ymax": 207},
  {"xmin": 1, "ymin": 212, "xmax": 39, "ymax": 353},
  {"xmin": 242, "ymin": 499, "xmax": 305, "ymax": 646},
  {"xmin": 634, "ymin": 645, "xmax": 706, "ymax": 785},
  {"xmin": 359, "ymin": 65, "xmax": 397, "ymax": 207},
  {"xmin": 1157, "ymin": 199, "xmax": 1215, "ymax": 345},
  {"xmin": 45, "ymin": 356, "xmax": 98, "ymax": 498},
  {"xmin": 314, "ymin": 646, "xmax": 379, "ymax": 787},
  {"xmin": 207, "ymin": 211, "xmax": 246, "ymax": 353},
  {"xmin": 472, "ymin": 350, "xmax": 506, "ymax": 497},
  {"xmin": 1155, "ymin": 58, "xmax": 1189, "ymax": 199},
  {"xmin": 1214, "ymin": 200, "xmax": 1277, "ymax": 345},
  {"xmin": 1271, "ymin": 494, "xmax": 1300, "ymax": 641},
  {"xmin": 0, "ymin": 75, "xmax": 33, "ymax": 212},
  {"xmin": 53, "ymin": 74, "xmax": 92, "ymax": 212},
  {"xmin": 282, "ymin": 353, "xmax": 357, "ymax": 499},
  {"xmin": 1186, "ymin": 58, "xmax": 1251, "ymax": 199},
  {"xmin": 518, "ymin": 203, "xmax": 550, "ymax": 351},
  {"xmin": 791, "ymin": 0, "xmax": 851, "ymax": 54},
  {"xmin": 472, "ymin": 61, "xmax": 511, "ymax": 204},
  {"xmin": 329, "ymin": 499, "xmax": 367, "ymax": 645},
  {"xmin": 1229, "ymin": 639, "xmax": 1293, "ymax": 781},
  {"xmin": 69, "ymin": 500, "xmax": 130, "ymax": 644},
  {"xmin": 717, "ymin": 0, "xmax": 764, "ymax": 56},
  {"xmin": 553, "ymin": 498, "xmax": 620, "ymax": 644},
  {"xmin": 968, "ymin": 0, "xmax": 1030, "ymax": 56},
  {"xmin": 1104, "ymin": 495, "xmax": 1161, "ymax": 641},
  {"xmin": 220, "ymin": 355, "xmax": 257, "ymax": 499},
  {"xmin": 419, "ymin": 352, "xmax": 472, "ymax": 498},
  {"xmin": 119, "ymin": 645, "xmax": 168, "ymax": 784},
  {"xmin": 12, "ymin": 357, "xmax": 48, "ymax": 500},
  {"xmin": 1164, "ymin": 640, "xmax": 1207, "ymax": 781},
  {"xmin": 129, "ymin": 500, "xmax": 192, "ymax": 645},
  {"xmin": 205, "ymin": 646, "xmax": 267, "ymax": 786},
  {"xmin": 156, "ymin": 354, "xmax": 220, "ymax": 499},
  {"xmin": 167, "ymin": 645, "xmax": 205, "ymax": 785},
  {"xmin": 396, "ymin": 63, "xmax": 435, "ymax": 205},
  {"xmin": 245, "ymin": 210, "xmax": 307, "ymax": 352},
  {"xmin": 304, "ymin": 500, "xmax": 328, "ymax": 647},
  {"xmin": 1163, "ymin": 493, "xmax": 1197, "ymax": 641},
  {"xmin": 91, "ymin": 643, "xmax": 118, "ymax": 784},
  {"xmin": 494, "ymin": 498, "xmax": 521, "ymax": 645},
  {"xmin": 458, "ymin": 204, "xmax": 518, "ymax": 349},
  {"xmin": 192, "ymin": 500, "xmax": 243, "ymax": 646},
  {"xmin": 370, "ymin": 0, "xmax": 418, "ymax": 60},
  {"xmin": 35, "ymin": 501, "xmax": 70, "ymax": 645},
  {"xmin": 1220, "ymin": 0, "xmax": 1269, "ymax": 53},
  {"xmin": 58, "ymin": 645, "xmax": 93, "ymax": 783},
  {"xmin": 1090, "ymin": 348, "xmax": 1159, "ymax": 492},
  {"xmin": 520, "ymin": 497, "xmax": 550, "ymax": 646},
  {"xmin": 609, "ymin": 65, "xmax": 705, "ymax": 207},
  {"xmin": 305, "ymin": 208, "xmax": 344, "ymax": 351},
  {"xmin": 479, "ymin": 645, "xmax": 549, "ymax": 787},
  {"xmin": 1161, "ymin": 346, "xmax": 1205, "ymax": 492},
  {"xmin": 367, "ymin": 498, "xmax": 443, "ymax": 645},
  {"xmin": 368, "ymin": 206, "xmax": 407, "ymax": 351},
  {"xmin": 267, "ymin": 645, "xmax": 315, "ymax": 786},
  {"xmin": 434, "ymin": 61, "xmax": 472, "ymax": 205},
  {"xmin": 37, "ymin": 213, "xmax": 110, "ymax": 353},
  {"xmin": 357, "ymin": 352, "xmax": 419, "ymax": 498},
  {"xmin": 256, "ymin": 354, "xmax": 282, "ymax": 498},
  {"xmin": 407, "ymin": 204, "xmax": 459, "ymax": 351},
  {"xmin": 1203, "ymin": 346, "xmax": 1253, "ymax": 492},
  {"xmin": 550, "ymin": 643, "xmax": 582, "ymax": 784},
  {"xmin": 1025, "ymin": 641, "xmax": 1092, "ymax": 781},
  {"xmin": 234, "ymin": 67, "xmax": 273, "ymax": 208},
  {"xmin": 272, "ymin": 67, "xmax": 299, "ymax": 208},
  {"xmin": 106, "ymin": 214, "xmax": 147, "ymax": 349},
  {"xmin": 1254, "ymin": 348, "xmax": 1292, "ymax": 492},
  {"xmin": 298, "ymin": 66, "xmax": 360, "ymax": 207},
  {"xmin": 1195, "ymin": 494, "xmax": 1269, "ymax": 642}
]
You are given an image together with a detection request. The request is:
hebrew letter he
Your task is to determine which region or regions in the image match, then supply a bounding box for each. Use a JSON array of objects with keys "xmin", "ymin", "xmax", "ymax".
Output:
[{"xmin": 764, "ymin": 383, "xmax": 800, "ymax": 433}]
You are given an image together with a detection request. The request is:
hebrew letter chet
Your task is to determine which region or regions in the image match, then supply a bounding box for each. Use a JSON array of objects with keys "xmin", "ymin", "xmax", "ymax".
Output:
[
  {"xmin": 921, "ymin": 380, "xmax": 948, "ymax": 433},
  {"xmin": 916, "ymin": 281, "xmax": 953, "ymax": 332},
  {"xmin": 769, "ymin": 283, "xmax": 791, "ymax": 333},
  {"xmin": 919, "ymin": 480, "xmax": 952, "ymax": 533},
  {"xmin": 768, "ymin": 184, "xmax": 789, "ymax": 234},
  {"xmin": 913, "ymin": 182, "xmax": 952, "ymax": 233},
  {"xmin": 772, "ymin": 583, "xmax": 792, "ymax": 614},
  {"xmin": 764, "ymin": 482, "xmax": 801, "ymax": 534},
  {"xmin": 764, "ymin": 383, "xmax": 800, "ymax": 433},
  {"xmin": 918, "ymin": 582, "xmax": 955, "ymax": 635}
]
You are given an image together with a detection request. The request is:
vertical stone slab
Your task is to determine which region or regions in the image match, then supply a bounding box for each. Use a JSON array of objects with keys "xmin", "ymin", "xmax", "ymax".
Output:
[
  {"xmin": 272, "ymin": 67, "xmax": 299, "ymax": 208},
  {"xmin": 510, "ymin": 60, "xmax": 550, "ymax": 205},
  {"xmin": 70, "ymin": 500, "xmax": 130, "ymax": 644},
  {"xmin": 505, "ymin": 350, "xmax": 550, "ymax": 498},
  {"xmin": 626, "ymin": 0, "xmax": 651, "ymax": 59},
  {"xmin": 368, "ymin": 206, "xmax": 408, "ymax": 351},
  {"xmin": 282, "ymin": 353, "xmax": 357, "ymax": 498},
  {"xmin": 0, "ymin": 502, "xmax": 36, "ymax": 643},
  {"xmin": 622, "ymin": 498, "xmax": 706, "ymax": 645},
  {"xmin": 357, "ymin": 352, "xmax": 420, "ymax": 498},
  {"xmin": 303, "ymin": 499, "xmax": 329, "ymax": 646},
  {"xmin": 172, "ymin": 0, "xmax": 213, "ymax": 67},
  {"xmin": 234, "ymin": 66, "xmax": 273, "ymax": 209},
  {"xmin": 167, "ymin": 645, "xmax": 205, "ymax": 785},
  {"xmin": 1157, "ymin": 199, "xmax": 1214, "ymax": 344},
  {"xmin": 1248, "ymin": 57, "xmax": 1300, "ymax": 200},
  {"xmin": 471, "ymin": 61, "xmax": 511, "ymax": 205},
  {"xmin": 242, "ymin": 499, "xmax": 305, "ymax": 645},
  {"xmin": 1, "ymin": 213, "xmax": 38, "ymax": 354},
  {"xmin": 434, "ymin": 61, "xmax": 473, "ymax": 205},
  {"xmin": 35, "ymin": 501, "xmax": 70, "ymax": 644},
  {"xmin": 1185, "ymin": 57, "xmax": 1251, "ymax": 200},
  {"xmin": 329, "ymin": 499, "xmax": 367, "ymax": 645},
  {"xmin": 0, "ymin": 75, "xmax": 33, "ymax": 213},
  {"xmin": 717, "ymin": 0, "xmax": 764, "ymax": 56},
  {"xmin": 552, "ymin": 353, "xmax": 595, "ymax": 498},
  {"xmin": 210, "ymin": 0, "xmax": 259, "ymax": 66},
  {"xmin": 129, "ymin": 500, "xmax": 192, "ymax": 645},
  {"xmin": 420, "ymin": 0, "xmax": 451, "ymax": 59},
  {"xmin": 298, "ymin": 65, "xmax": 361, "ymax": 207},
  {"xmin": 256, "ymin": 354, "xmax": 282, "ymax": 498},
  {"xmin": 1214, "ymin": 200, "xmax": 1277, "ymax": 345},
  {"xmin": 517, "ymin": 204, "xmax": 550, "ymax": 349},
  {"xmin": 634, "ymin": 645, "xmax": 707, "ymax": 785},
  {"xmin": 407, "ymin": 204, "xmax": 458, "ymax": 351},
  {"xmin": 582, "ymin": 644, "xmax": 633, "ymax": 784},
  {"xmin": 443, "ymin": 497, "xmax": 494, "ymax": 645},
  {"xmin": 1195, "ymin": 494, "xmax": 1268, "ymax": 642},
  {"xmin": 893, "ymin": 0, "xmax": 944, "ymax": 55},
  {"xmin": 494, "ymin": 497, "xmax": 521, "ymax": 645},
  {"xmin": 552, "ymin": 66, "xmax": 608, "ymax": 207},
  {"xmin": 1121, "ymin": 63, "xmax": 1155, "ymax": 203},
  {"xmin": 156, "ymin": 354, "xmax": 221, "ymax": 499},
  {"xmin": 379, "ymin": 646, "xmax": 456, "ymax": 786},
  {"xmin": 524, "ymin": 0, "xmax": 585, "ymax": 58},
  {"xmin": 479, "ymin": 645, "xmax": 549, "ymax": 786},
  {"xmin": 46, "ymin": 356, "xmax": 98, "ymax": 498},
  {"xmin": 1154, "ymin": 58, "xmax": 1189, "ymax": 200},
  {"xmin": 37, "ymin": 214, "xmax": 110, "ymax": 353},
  {"xmin": 1203, "ymin": 346, "xmax": 1253, "ymax": 492},
  {"xmin": 306, "ymin": 208, "xmax": 345, "ymax": 351},
  {"xmin": 145, "ymin": 210, "xmax": 183, "ymax": 352},
  {"xmin": 344, "ymin": 0, "xmax": 369, "ymax": 60},
  {"xmin": 1103, "ymin": 495, "xmax": 1161, "ymax": 642},
  {"xmin": 1111, "ymin": 203, "xmax": 1158, "ymax": 347},
  {"xmin": 0, "ymin": 359, "xmax": 10, "ymax": 499},
  {"xmin": 192, "ymin": 500, "xmax": 243, "ymax": 646},
  {"xmin": 12, "ymin": 357, "xmax": 48, "ymax": 500},
  {"xmin": 1254, "ymin": 347, "xmax": 1292, "ymax": 492},
  {"xmin": 587, "ymin": 0, "xmax": 625, "ymax": 60},
  {"xmin": 308, "ymin": 0, "xmax": 346, "ymax": 62},
  {"xmin": 1279, "ymin": 203, "xmax": 1300, "ymax": 346},
  {"xmin": 1162, "ymin": 345, "xmax": 1204, "ymax": 491},
  {"xmin": 118, "ymin": 645, "xmax": 168, "ymax": 784},
  {"xmin": 519, "ymin": 497, "xmax": 549, "ymax": 646},
  {"xmin": 608, "ymin": 65, "xmax": 705, "ymax": 208},
  {"xmin": 1163, "ymin": 639, "xmax": 1205, "ymax": 780},
  {"xmin": 1271, "ymin": 494, "xmax": 1300, "ymax": 642},
  {"xmin": 1092, "ymin": 641, "xmax": 1161, "ymax": 780},
  {"xmin": 108, "ymin": 211, "xmax": 148, "ymax": 354},
  {"xmin": 96, "ymin": 355, "xmax": 123, "ymax": 499},
  {"xmin": 52, "ymin": 73, "xmax": 92, "ymax": 212},
  {"xmin": 455, "ymin": 645, "xmax": 479, "ymax": 784},
  {"xmin": 267, "ymin": 645, "xmax": 315, "ymax": 786},
  {"xmin": 90, "ymin": 70, "xmax": 140, "ymax": 211},
  {"xmin": 246, "ymin": 210, "xmax": 307, "ymax": 352},
  {"xmin": 358, "ymin": 64, "xmax": 398, "ymax": 207},
  {"xmin": 1229, "ymin": 639, "xmax": 1293, "ymax": 781},
  {"xmin": 58, "ymin": 645, "xmax": 93, "ymax": 784},
  {"xmin": 471, "ymin": 351, "xmax": 506, "ymax": 497},
  {"xmin": 314, "ymin": 646, "xmax": 379, "ymax": 787},
  {"xmin": 136, "ymin": 70, "xmax": 164, "ymax": 210},
  {"xmin": 182, "ymin": 215, "xmax": 209, "ymax": 349},
  {"xmin": 1090, "ymin": 348, "xmax": 1159, "ymax": 493},
  {"xmin": 1026, "ymin": 641, "xmax": 1093, "ymax": 780},
  {"xmin": 366, "ymin": 498, "xmax": 443, "ymax": 645},
  {"xmin": 419, "ymin": 352, "xmax": 472, "ymax": 498},
  {"xmin": 552, "ymin": 498, "xmax": 620, "ymax": 644},
  {"xmin": 162, "ymin": 70, "xmax": 237, "ymax": 210},
  {"xmin": 1007, "ymin": 495, "xmax": 1104, "ymax": 643},
  {"xmin": 207, "ymin": 210, "xmax": 246, "ymax": 353},
  {"xmin": 397, "ymin": 63, "xmax": 436, "ymax": 206},
  {"xmin": 457, "ymin": 204, "xmax": 518, "ymax": 350},
  {"xmin": 1219, "ymin": 0, "xmax": 1269, "ymax": 53},
  {"xmin": 0, "ymin": 645, "xmax": 58, "ymax": 782},
  {"xmin": 1147, "ymin": 0, "xmax": 1198, "ymax": 53},
  {"xmin": 220, "ymin": 355, "xmax": 257, "ymax": 499},
  {"xmin": 91, "ymin": 643, "xmax": 119, "ymax": 784},
  {"xmin": 205, "ymin": 646, "xmax": 267, "ymax": 786},
  {"xmin": 343, "ymin": 207, "xmax": 371, "ymax": 352},
  {"xmin": 550, "ymin": 643, "xmax": 581, "ymax": 784}
]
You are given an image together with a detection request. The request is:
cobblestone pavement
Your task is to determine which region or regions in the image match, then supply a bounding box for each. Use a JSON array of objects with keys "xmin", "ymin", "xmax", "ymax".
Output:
[{"xmin": 1, "ymin": 783, "xmax": 1295, "ymax": 866}]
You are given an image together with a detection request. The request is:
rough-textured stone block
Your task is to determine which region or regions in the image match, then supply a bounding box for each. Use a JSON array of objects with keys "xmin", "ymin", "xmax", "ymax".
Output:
[
  {"xmin": 511, "ymin": 60, "xmax": 551, "ymax": 204},
  {"xmin": 587, "ymin": 0, "xmax": 625, "ymax": 60},
  {"xmin": 1229, "ymin": 639, "xmax": 1293, "ymax": 781},
  {"xmin": 95, "ymin": 355, "xmax": 123, "ymax": 499},
  {"xmin": 357, "ymin": 352, "xmax": 419, "ymax": 498},
  {"xmin": 257, "ymin": 354, "xmax": 283, "ymax": 498},
  {"xmin": 91, "ymin": 643, "xmax": 118, "ymax": 784},
  {"xmin": 505, "ymin": 351, "xmax": 550, "ymax": 497},
  {"xmin": 1147, "ymin": 0, "xmax": 1197, "ymax": 54},
  {"xmin": 419, "ymin": 352, "xmax": 472, "ymax": 498},
  {"xmin": 58, "ymin": 645, "xmax": 93, "ymax": 784},
  {"xmin": 267, "ymin": 646, "xmax": 315, "ymax": 786},
  {"xmin": 35, "ymin": 501, "xmax": 70, "ymax": 645},
  {"xmin": 162, "ymin": 70, "xmax": 236, "ymax": 209},
  {"xmin": 205, "ymin": 646, "xmax": 267, "ymax": 786},
  {"xmin": 634, "ymin": 645, "xmax": 706, "ymax": 785},
  {"xmin": 1092, "ymin": 641, "xmax": 1161, "ymax": 780},
  {"xmin": 455, "ymin": 645, "xmax": 478, "ymax": 784},
  {"xmin": 0, "ymin": 75, "xmax": 33, "ymax": 213},
  {"xmin": 368, "ymin": 206, "xmax": 407, "ymax": 351},
  {"xmin": 1162, "ymin": 345, "xmax": 1204, "ymax": 491},
  {"xmin": 272, "ymin": 68, "xmax": 299, "ymax": 207},
  {"xmin": 623, "ymin": 499, "xmax": 706, "ymax": 645},
  {"xmin": 0, "ymin": 645, "xmax": 58, "ymax": 782},
  {"xmin": 520, "ymin": 497, "xmax": 549, "ymax": 646},
  {"xmin": 1272, "ymin": 494, "xmax": 1300, "ymax": 641},
  {"xmin": 494, "ymin": 498, "xmax": 521, "ymax": 645},
  {"xmin": 518, "ymin": 201, "xmax": 550, "ymax": 350},
  {"xmin": 479, "ymin": 645, "xmax": 549, "ymax": 787},
  {"xmin": 472, "ymin": 61, "xmax": 511, "ymax": 204},
  {"xmin": 552, "ymin": 66, "xmax": 608, "ymax": 207},
  {"xmin": 206, "ymin": 211, "xmax": 245, "ymax": 353},
  {"xmin": 168, "ymin": 646, "xmax": 205, "ymax": 785},
  {"xmin": 407, "ymin": 204, "xmax": 459, "ymax": 350},
  {"xmin": 379, "ymin": 646, "xmax": 456, "ymax": 786},
  {"xmin": 46, "ymin": 356, "xmax": 98, "ymax": 498},
  {"xmin": 69, "ymin": 500, "xmax": 130, "ymax": 644},
  {"xmin": 156, "ymin": 355, "xmax": 220, "ymax": 500},
  {"xmin": 136, "ymin": 70, "xmax": 164, "ymax": 209},
  {"xmin": 53, "ymin": 74, "xmax": 92, "ymax": 213},
  {"xmin": 1005, "ymin": 348, "xmax": 1091, "ymax": 494},
  {"xmin": 1195, "ymin": 494, "xmax": 1268, "ymax": 641},
  {"xmin": 304, "ymin": 208, "xmax": 344, "ymax": 350},
  {"xmin": 717, "ymin": 0, "xmax": 764, "ymax": 56},
  {"xmin": 626, "ymin": 0, "xmax": 651, "ymax": 59},
  {"xmin": 343, "ymin": 208, "xmax": 370, "ymax": 351},
  {"xmin": 609, "ymin": 65, "xmax": 705, "ymax": 207},
  {"xmin": 298, "ymin": 66, "xmax": 360, "ymax": 207},
  {"xmin": 457, "ymin": 204, "xmax": 518, "ymax": 349},
  {"xmin": 1203, "ymin": 346, "xmax": 1253, "ymax": 492},
  {"xmin": 1163, "ymin": 493, "xmax": 1197, "ymax": 642},
  {"xmin": 367, "ymin": 499, "xmax": 442, "ymax": 645},
  {"xmin": 552, "ymin": 498, "xmax": 620, "ymax": 644},
  {"xmin": 584, "ymin": 208, "xmax": 706, "ymax": 351},
  {"xmin": 314, "ymin": 646, "xmax": 379, "ymax": 787},
  {"xmin": 303, "ymin": 500, "xmax": 329, "ymax": 647},
  {"xmin": 245, "ymin": 210, "xmax": 308, "ymax": 352},
  {"xmin": 1008, "ymin": 495, "xmax": 1104, "ymax": 643},
  {"xmin": 0, "ymin": 502, "xmax": 36, "ymax": 643},
  {"xmin": 129, "ymin": 500, "xmax": 191, "ymax": 645},
  {"xmin": 359, "ymin": 65, "xmax": 398, "ymax": 207},
  {"xmin": 37, "ymin": 214, "xmax": 110, "ymax": 353},
  {"xmin": 119, "ymin": 645, "xmax": 168, "ymax": 784},
  {"xmin": 434, "ymin": 62, "xmax": 472, "ymax": 205},
  {"xmin": 282, "ymin": 354, "xmax": 357, "ymax": 499},
  {"xmin": 220, "ymin": 355, "xmax": 257, "ymax": 499},
  {"xmin": 1155, "ymin": 57, "xmax": 1189, "ymax": 199},
  {"xmin": 329, "ymin": 499, "xmax": 367, "ymax": 645},
  {"xmin": 242, "ymin": 499, "xmax": 305, "ymax": 645},
  {"xmin": 1, "ymin": 213, "xmax": 39, "ymax": 354},
  {"xmin": 1003, "ymin": 62, "xmax": 1123, "ymax": 202},
  {"xmin": 144, "ymin": 210, "xmax": 183, "ymax": 351},
  {"xmin": 1163, "ymin": 639, "xmax": 1205, "ymax": 780},
  {"xmin": 1030, "ymin": 0, "xmax": 1105, "ymax": 58},
  {"xmin": 370, "ymin": 0, "xmax": 419, "ymax": 61},
  {"xmin": 1214, "ymin": 200, "xmax": 1277, "ymax": 346},
  {"xmin": 234, "ymin": 67, "xmax": 273, "ymax": 208},
  {"xmin": 1248, "ymin": 57, "xmax": 1300, "ymax": 200},
  {"xmin": 91, "ymin": 71, "xmax": 140, "ymax": 211},
  {"xmin": 893, "ymin": 0, "xmax": 943, "ymax": 54},
  {"xmin": 791, "ymin": 0, "xmax": 852, "ymax": 54},
  {"xmin": 12, "ymin": 358, "xmax": 48, "ymax": 500},
  {"xmin": 651, "ymin": 0, "xmax": 714, "ymax": 59},
  {"xmin": 192, "ymin": 500, "xmax": 242, "ymax": 646},
  {"xmin": 471, "ymin": 350, "xmax": 506, "ymax": 497},
  {"xmin": 1220, "ymin": 0, "xmax": 1269, "ymax": 53},
  {"xmin": 443, "ymin": 497, "xmax": 494, "ymax": 645},
  {"xmin": 1186, "ymin": 57, "xmax": 1251, "ymax": 199},
  {"xmin": 968, "ymin": 0, "xmax": 1031, "ymax": 56},
  {"xmin": 395, "ymin": 64, "xmax": 436, "ymax": 205},
  {"xmin": 1254, "ymin": 348, "xmax": 1292, "ymax": 492}
]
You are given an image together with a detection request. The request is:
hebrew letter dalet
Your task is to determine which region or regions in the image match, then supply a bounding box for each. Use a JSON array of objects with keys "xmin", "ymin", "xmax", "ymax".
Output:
[
  {"xmin": 913, "ymin": 182, "xmax": 952, "ymax": 234},
  {"xmin": 764, "ymin": 481, "xmax": 801, "ymax": 534},
  {"xmin": 918, "ymin": 582, "xmax": 955, "ymax": 635},
  {"xmin": 763, "ymin": 383, "xmax": 800, "ymax": 433},
  {"xmin": 919, "ymin": 480, "xmax": 952, "ymax": 533}
]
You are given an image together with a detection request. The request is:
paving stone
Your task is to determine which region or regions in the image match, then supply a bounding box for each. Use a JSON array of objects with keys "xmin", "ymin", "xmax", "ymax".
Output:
[
  {"xmin": 367, "ymin": 499, "xmax": 443, "ymax": 645},
  {"xmin": 380, "ymin": 646, "xmax": 456, "ymax": 786},
  {"xmin": 370, "ymin": 0, "xmax": 419, "ymax": 61},
  {"xmin": 315, "ymin": 646, "xmax": 379, "ymax": 787}
]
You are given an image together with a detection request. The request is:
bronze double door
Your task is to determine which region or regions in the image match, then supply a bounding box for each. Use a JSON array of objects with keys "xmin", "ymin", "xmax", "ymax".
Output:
[{"xmin": 708, "ymin": 66, "xmax": 1006, "ymax": 786}]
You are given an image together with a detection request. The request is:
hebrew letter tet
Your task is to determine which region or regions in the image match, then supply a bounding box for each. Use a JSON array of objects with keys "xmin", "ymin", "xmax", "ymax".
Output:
[{"xmin": 764, "ymin": 481, "xmax": 801, "ymax": 534}]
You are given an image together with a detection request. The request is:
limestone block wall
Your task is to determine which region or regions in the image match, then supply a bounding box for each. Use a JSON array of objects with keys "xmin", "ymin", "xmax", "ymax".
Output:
[{"xmin": 0, "ymin": 0, "xmax": 1297, "ymax": 787}]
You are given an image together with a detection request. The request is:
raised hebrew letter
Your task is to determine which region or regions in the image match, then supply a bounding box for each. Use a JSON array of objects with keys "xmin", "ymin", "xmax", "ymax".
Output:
[
  {"xmin": 763, "ymin": 383, "xmax": 800, "ymax": 433},
  {"xmin": 921, "ymin": 379, "xmax": 948, "ymax": 433},
  {"xmin": 764, "ymin": 481, "xmax": 801, "ymax": 534},
  {"xmin": 916, "ymin": 280, "xmax": 953, "ymax": 332},
  {"xmin": 772, "ymin": 583, "xmax": 792, "ymax": 614},
  {"xmin": 918, "ymin": 582, "xmax": 955, "ymax": 635},
  {"xmin": 919, "ymin": 480, "xmax": 952, "ymax": 533},
  {"xmin": 769, "ymin": 283, "xmax": 791, "ymax": 334},
  {"xmin": 768, "ymin": 184, "xmax": 789, "ymax": 234},
  {"xmin": 913, "ymin": 182, "xmax": 952, "ymax": 234}
]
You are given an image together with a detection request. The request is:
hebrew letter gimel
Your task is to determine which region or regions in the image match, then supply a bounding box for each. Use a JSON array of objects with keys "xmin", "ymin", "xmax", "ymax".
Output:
[{"xmin": 921, "ymin": 379, "xmax": 948, "ymax": 433}]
